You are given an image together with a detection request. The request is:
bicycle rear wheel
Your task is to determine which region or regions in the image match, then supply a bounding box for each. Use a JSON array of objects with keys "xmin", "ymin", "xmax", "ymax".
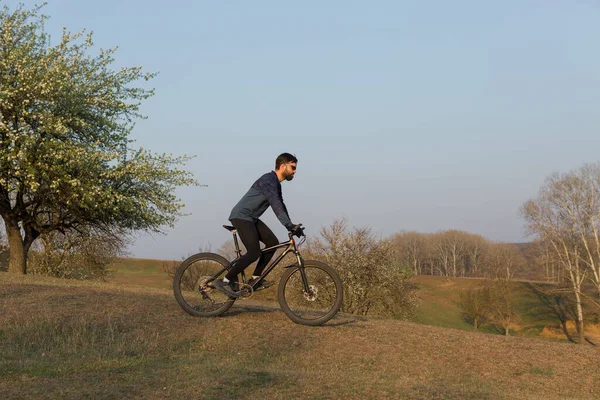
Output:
[
  {"xmin": 278, "ymin": 260, "xmax": 343, "ymax": 326},
  {"xmin": 173, "ymin": 252, "xmax": 235, "ymax": 317}
]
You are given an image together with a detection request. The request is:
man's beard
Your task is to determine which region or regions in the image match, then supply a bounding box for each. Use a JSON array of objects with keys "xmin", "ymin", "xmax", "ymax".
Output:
[{"xmin": 285, "ymin": 174, "xmax": 294, "ymax": 181}]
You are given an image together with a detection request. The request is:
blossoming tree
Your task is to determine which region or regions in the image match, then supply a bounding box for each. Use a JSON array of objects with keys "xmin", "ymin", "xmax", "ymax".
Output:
[{"xmin": 0, "ymin": 5, "xmax": 198, "ymax": 274}]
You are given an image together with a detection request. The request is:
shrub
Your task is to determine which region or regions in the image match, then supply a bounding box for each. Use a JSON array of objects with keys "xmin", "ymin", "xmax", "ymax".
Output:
[
  {"xmin": 28, "ymin": 229, "xmax": 128, "ymax": 280},
  {"xmin": 459, "ymin": 287, "xmax": 492, "ymax": 330},
  {"xmin": 304, "ymin": 219, "xmax": 418, "ymax": 319},
  {"xmin": 458, "ymin": 280, "xmax": 518, "ymax": 335}
]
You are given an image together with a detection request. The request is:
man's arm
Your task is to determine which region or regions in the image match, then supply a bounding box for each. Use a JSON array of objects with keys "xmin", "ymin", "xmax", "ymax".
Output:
[{"xmin": 258, "ymin": 174, "xmax": 294, "ymax": 229}]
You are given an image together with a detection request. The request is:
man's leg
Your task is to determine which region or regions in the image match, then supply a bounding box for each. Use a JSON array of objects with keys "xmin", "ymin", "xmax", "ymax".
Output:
[
  {"xmin": 252, "ymin": 219, "xmax": 279, "ymax": 277},
  {"xmin": 226, "ymin": 219, "xmax": 262, "ymax": 282}
]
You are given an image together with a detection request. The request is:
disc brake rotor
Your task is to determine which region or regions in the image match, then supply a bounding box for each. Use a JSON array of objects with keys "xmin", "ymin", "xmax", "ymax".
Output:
[{"xmin": 303, "ymin": 285, "xmax": 318, "ymax": 301}]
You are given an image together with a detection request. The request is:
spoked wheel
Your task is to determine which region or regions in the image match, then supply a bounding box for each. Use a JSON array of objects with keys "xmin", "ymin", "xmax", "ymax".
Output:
[
  {"xmin": 278, "ymin": 260, "xmax": 343, "ymax": 326},
  {"xmin": 173, "ymin": 252, "xmax": 236, "ymax": 317}
]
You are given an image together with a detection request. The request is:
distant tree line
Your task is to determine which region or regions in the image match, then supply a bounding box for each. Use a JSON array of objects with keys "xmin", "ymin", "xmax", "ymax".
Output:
[{"xmin": 391, "ymin": 230, "xmax": 530, "ymax": 280}]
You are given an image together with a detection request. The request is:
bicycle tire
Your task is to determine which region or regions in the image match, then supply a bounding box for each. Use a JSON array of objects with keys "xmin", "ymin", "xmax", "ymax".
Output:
[
  {"xmin": 173, "ymin": 252, "xmax": 236, "ymax": 317},
  {"xmin": 277, "ymin": 260, "xmax": 343, "ymax": 326}
]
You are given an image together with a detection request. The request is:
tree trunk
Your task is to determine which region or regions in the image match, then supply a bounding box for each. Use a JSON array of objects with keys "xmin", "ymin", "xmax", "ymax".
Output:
[
  {"xmin": 566, "ymin": 253, "xmax": 586, "ymax": 344},
  {"xmin": 575, "ymin": 292, "xmax": 585, "ymax": 344},
  {"xmin": 4, "ymin": 217, "xmax": 27, "ymax": 275}
]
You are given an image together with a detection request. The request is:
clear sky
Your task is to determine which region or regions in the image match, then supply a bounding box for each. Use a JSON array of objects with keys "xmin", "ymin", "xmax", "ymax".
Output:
[{"xmin": 4, "ymin": 1, "xmax": 600, "ymax": 260}]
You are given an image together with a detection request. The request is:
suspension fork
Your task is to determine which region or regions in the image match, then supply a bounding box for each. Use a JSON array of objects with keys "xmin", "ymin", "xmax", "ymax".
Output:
[{"xmin": 293, "ymin": 246, "xmax": 311, "ymax": 293}]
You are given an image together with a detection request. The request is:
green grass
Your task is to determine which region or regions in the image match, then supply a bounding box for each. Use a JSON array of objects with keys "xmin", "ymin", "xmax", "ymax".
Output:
[
  {"xmin": 529, "ymin": 366, "xmax": 554, "ymax": 376},
  {"xmin": 415, "ymin": 297, "xmax": 472, "ymax": 330},
  {"xmin": 515, "ymin": 364, "xmax": 554, "ymax": 377},
  {"xmin": 413, "ymin": 276, "xmax": 483, "ymax": 332},
  {"xmin": 413, "ymin": 276, "xmax": 600, "ymax": 342}
]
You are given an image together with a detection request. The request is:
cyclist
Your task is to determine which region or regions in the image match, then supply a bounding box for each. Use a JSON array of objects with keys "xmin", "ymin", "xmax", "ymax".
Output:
[{"xmin": 212, "ymin": 153, "xmax": 303, "ymax": 297}]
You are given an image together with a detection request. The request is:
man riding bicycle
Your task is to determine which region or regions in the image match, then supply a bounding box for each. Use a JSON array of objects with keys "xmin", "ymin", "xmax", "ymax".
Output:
[{"xmin": 212, "ymin": 153, "xmax": 303, "ymax": 297}]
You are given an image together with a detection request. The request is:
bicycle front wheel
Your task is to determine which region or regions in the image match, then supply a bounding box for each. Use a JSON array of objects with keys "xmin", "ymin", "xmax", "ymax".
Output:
[
  {"xmin": 173, "ymin": 252, "xmax": 235, "ymax": 317},
  {"xmin": 278, "ymin": 260, "xmax": 343, "ymax": 326}
]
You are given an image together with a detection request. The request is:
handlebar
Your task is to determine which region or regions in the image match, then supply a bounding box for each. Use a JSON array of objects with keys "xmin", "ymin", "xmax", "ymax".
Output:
[{"xmin": 288, "ymin": 223, "xmax": 305, "ymax": 238}]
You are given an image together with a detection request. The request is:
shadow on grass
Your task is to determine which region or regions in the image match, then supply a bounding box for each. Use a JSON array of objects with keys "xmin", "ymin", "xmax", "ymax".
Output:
[
  {"xmin": 223, "ymin": 304, "xmax": 362, "ymax": 326},
  {"xmin": 226, "ymin": 303, "xmax": 280, "ymax": 316},
  {"xmin": 585, "ymin": 337, "xmax": 597, "ymax": 346},
  {"xmin": 322, "ymin": 318, "xmax": 362, "ymax": 327}
]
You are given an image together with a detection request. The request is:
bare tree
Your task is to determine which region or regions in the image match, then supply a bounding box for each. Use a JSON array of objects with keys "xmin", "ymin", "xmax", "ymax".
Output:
[
  {"xmin": 522, "ymin": 170, "xmax": 592, "ymax": 344},
  {"xmin": 463, "ymin": 233, "xmax": 488, "ymax": 277},
  {"xmin": 567, "ymin": 164, "xmax": 600, "ymax": 305},
  {"xmin": 486, "ymin": 280, "xmax": 518, "ymax": 336},
  {"xmin": 430, "ymin": 233, "xmax": 450, "ymax": 276},
  {"xmin": 459, "ymin": 287, "xmax": 491, "ymax": 330},
  {"xmin": 429, "ymin": 230, "xmax": 468, "ymax": 277},
  {"xmin": 484, "ymin": 243, "xmax": 524, "ymax": 280},
  {"xmin": 446, "ymin": 230, "xmax": 467, "ymax": 277},
  {"xmin": 391, "ymin": 231, "xmax": 428, "ymax": 275},
  {"xmin": 458, "ymin": 280, "xmax": 518, "ymax": 335},
  {"xmin": 527, "ymin": 240, "xmax": 563, "ymax": 283}
]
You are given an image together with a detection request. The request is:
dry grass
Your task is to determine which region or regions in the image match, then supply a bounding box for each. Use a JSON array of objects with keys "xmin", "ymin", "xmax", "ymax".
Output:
[
  {"xmin": 1, "ymin": 272, "xmax": 600, "ymax": 399},
  {"xmin": 106, "ymin": 257, "xmax": 174, "ymax": 289}
]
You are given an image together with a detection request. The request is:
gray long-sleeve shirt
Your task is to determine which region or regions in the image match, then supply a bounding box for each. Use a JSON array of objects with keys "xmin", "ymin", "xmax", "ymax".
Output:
[{"xmin": 229, "ymin": 171, "xmax": 293, "ymax": 229}]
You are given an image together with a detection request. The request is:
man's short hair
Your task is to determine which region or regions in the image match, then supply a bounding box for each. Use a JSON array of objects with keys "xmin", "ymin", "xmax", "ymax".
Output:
[{"xmin": 275, "ymin": 153, "xmax": 298, "ymax": 169}]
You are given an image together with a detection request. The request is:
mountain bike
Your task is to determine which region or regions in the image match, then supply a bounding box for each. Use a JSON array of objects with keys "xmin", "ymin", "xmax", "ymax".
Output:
[{"xmin": 173, "ymin": 224, "xmax": 343, "ymax": 326}]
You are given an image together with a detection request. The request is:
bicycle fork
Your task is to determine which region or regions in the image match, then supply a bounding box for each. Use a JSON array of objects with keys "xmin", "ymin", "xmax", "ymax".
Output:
[{"xmin": 291, "ymin": 252, "xmax": 312, "ymax": 295}]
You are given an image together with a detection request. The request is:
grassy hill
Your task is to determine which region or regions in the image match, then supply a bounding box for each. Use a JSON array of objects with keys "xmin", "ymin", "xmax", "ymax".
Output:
[
  {"xmin": 107, "ymin": 259, "xmax": 600, "ymax": 342},
  {"xmin": 2, "ymin": 270, "xmax": 600, "ymax": 399},
  {"xmin": 414, "ymin": 275, "xmax": 600, "ymax": 343}
]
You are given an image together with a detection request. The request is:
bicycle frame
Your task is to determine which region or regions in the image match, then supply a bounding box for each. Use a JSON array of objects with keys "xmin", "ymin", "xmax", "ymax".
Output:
[{"xmin": 211, "ymin": 230, "xmax": 308, "ymax": 291}]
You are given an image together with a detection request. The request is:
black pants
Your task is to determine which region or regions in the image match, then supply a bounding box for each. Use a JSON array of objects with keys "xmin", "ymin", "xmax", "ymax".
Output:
[{"xmin": 226, "ymin": 219, "xmax": 279, "ymax": 281}]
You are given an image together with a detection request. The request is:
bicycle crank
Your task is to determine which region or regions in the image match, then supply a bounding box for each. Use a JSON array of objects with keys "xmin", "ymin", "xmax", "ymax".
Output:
[
  {"xmin": 196, "ymin": 276, "xmax": 214, "ymax": 299},
  {"xmin": 238, "ymin": 283, "xmax": 254, "ymax": 299}
]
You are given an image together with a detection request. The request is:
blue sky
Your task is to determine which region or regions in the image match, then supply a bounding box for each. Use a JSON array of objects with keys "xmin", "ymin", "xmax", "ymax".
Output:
[{"xmin": 5, "ymin": 1, "xmax": 600, "ymax": 259}]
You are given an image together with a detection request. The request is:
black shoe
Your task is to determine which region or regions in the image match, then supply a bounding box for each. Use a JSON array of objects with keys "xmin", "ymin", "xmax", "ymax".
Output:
[
  {"xmin": 248, "ymin": 278, "xmax": 274, "ymax": 291},
  {"xmin": 210, "ymin": 279, "xmax": 240, "ymax": 297}
]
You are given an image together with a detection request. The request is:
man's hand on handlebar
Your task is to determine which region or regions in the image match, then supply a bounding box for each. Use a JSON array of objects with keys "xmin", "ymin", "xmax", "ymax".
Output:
[{"xmin": 289, "ymin": 224, "xmax": 305, "ymax": 237}]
